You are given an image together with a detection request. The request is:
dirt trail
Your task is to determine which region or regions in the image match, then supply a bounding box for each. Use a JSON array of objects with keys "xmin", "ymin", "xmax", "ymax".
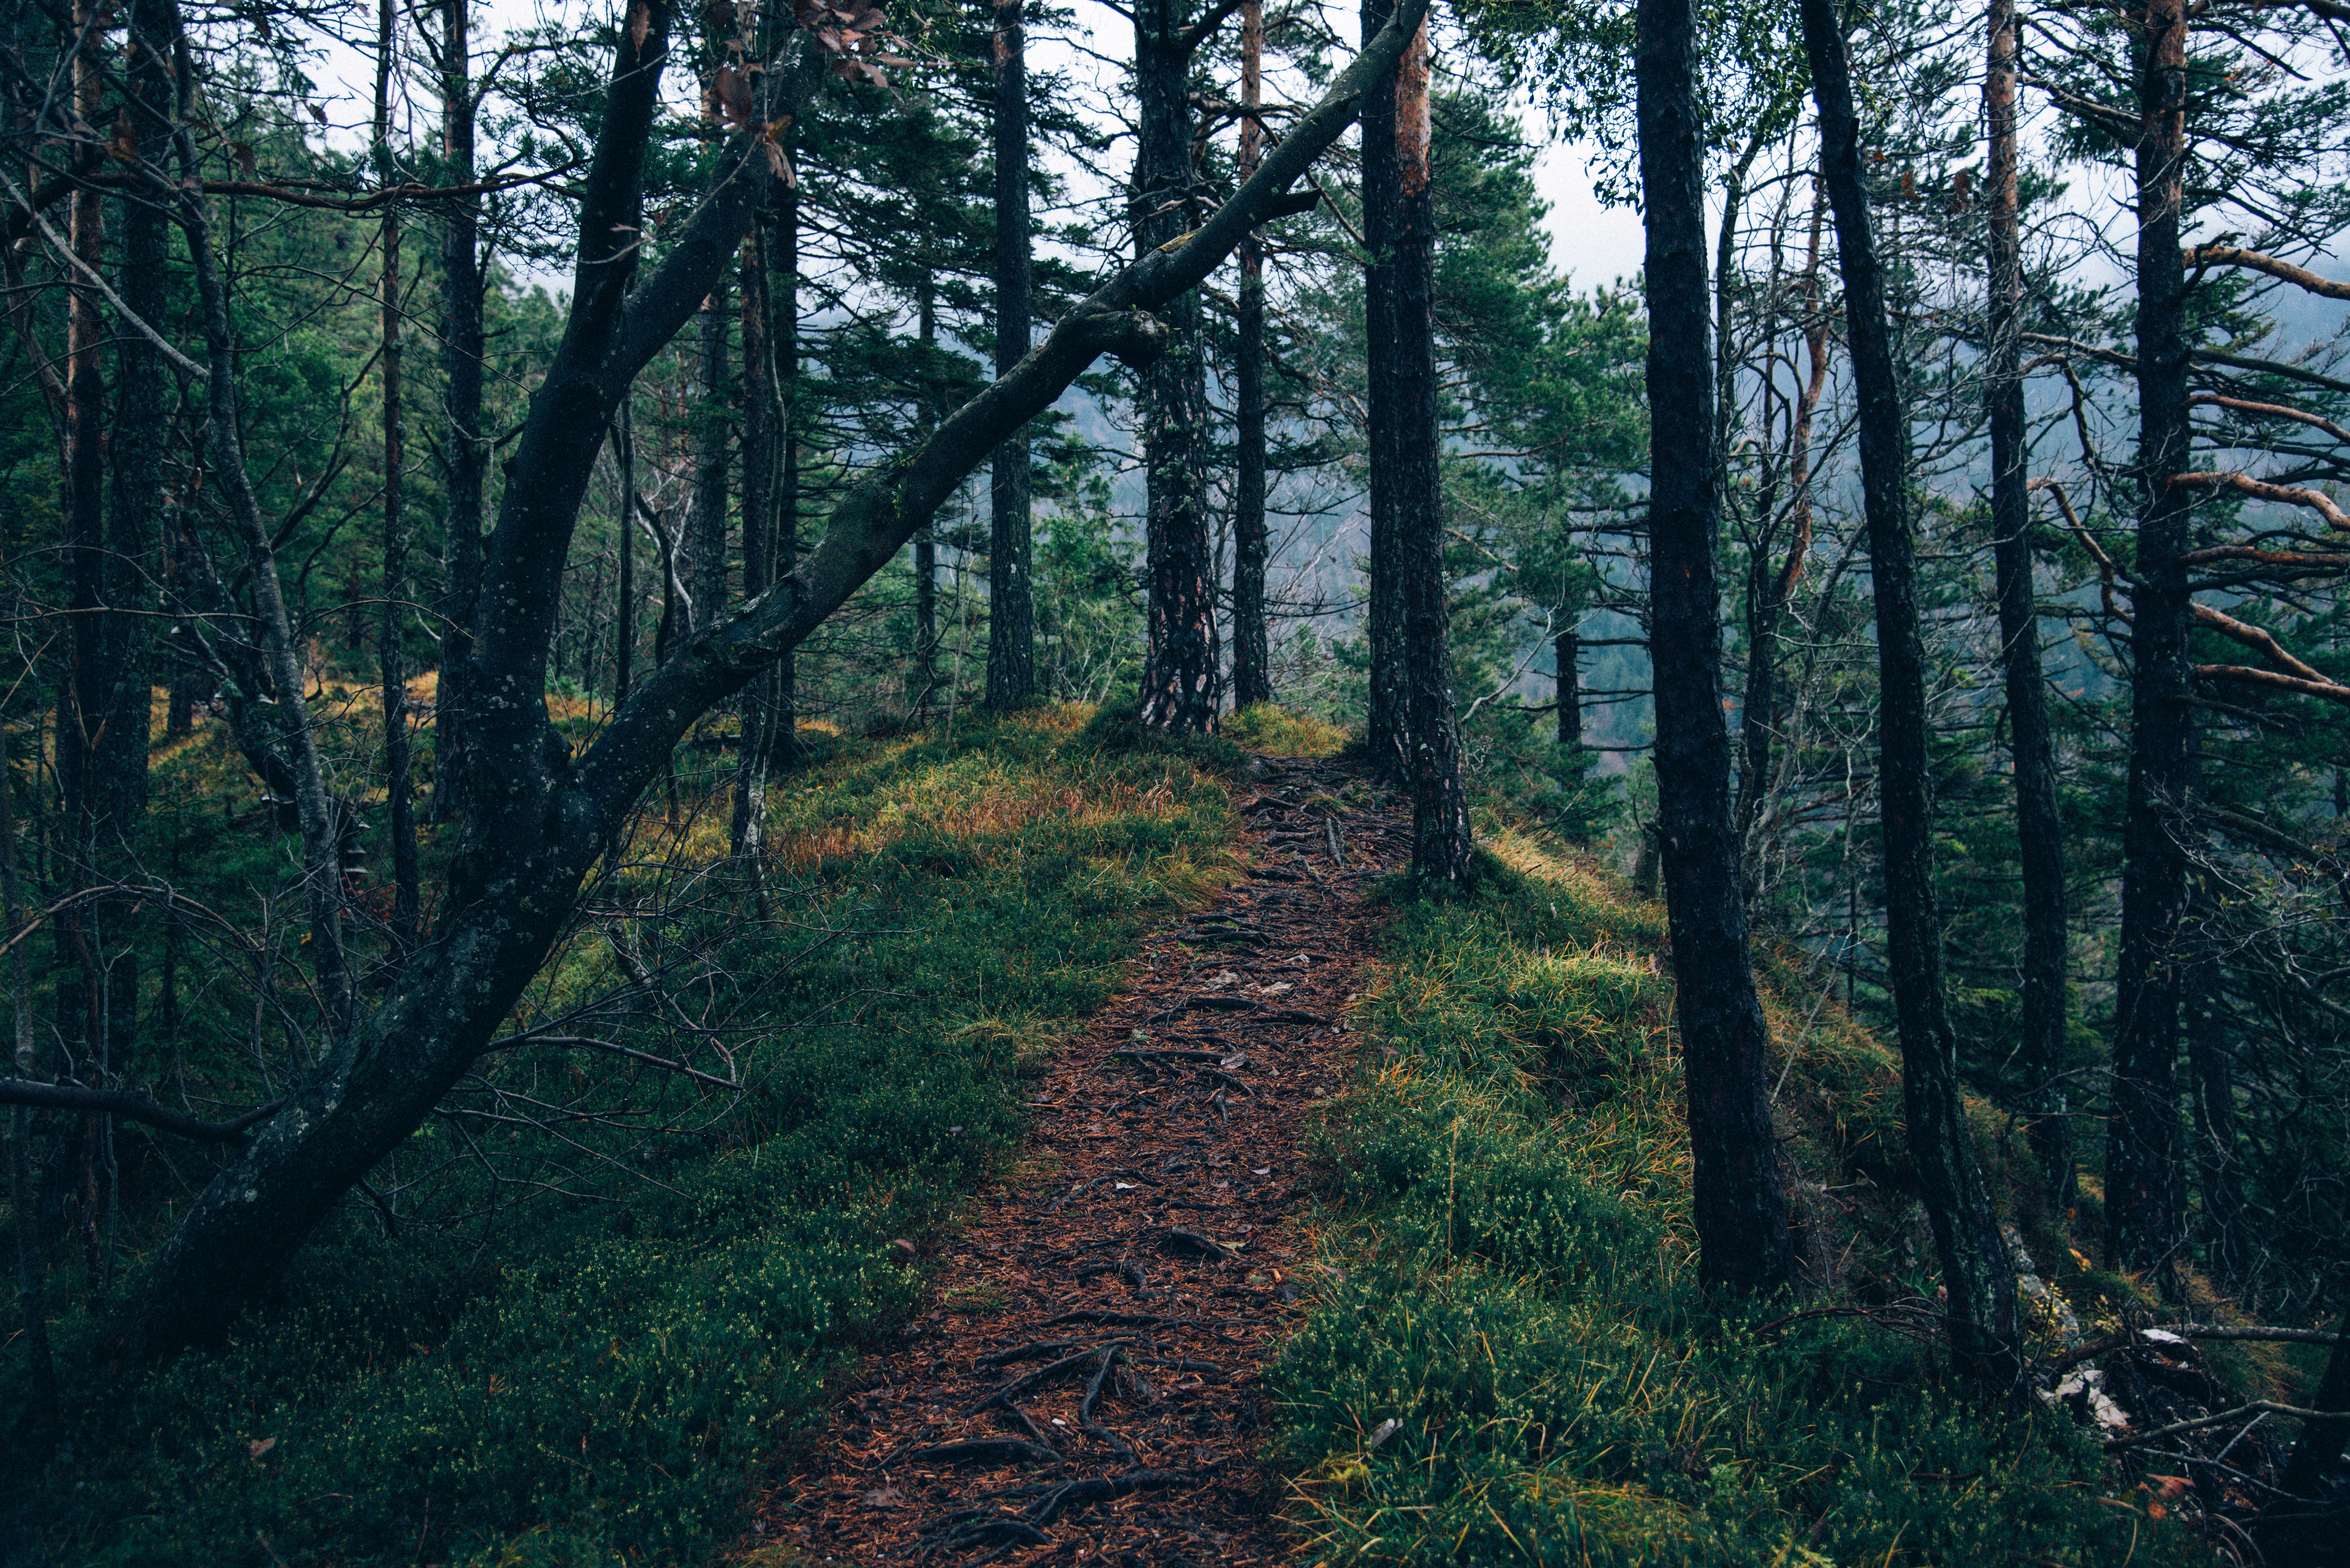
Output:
[{"xmin": 744, "ymin": 756, "xmax": 1406, "ymax": 1566}]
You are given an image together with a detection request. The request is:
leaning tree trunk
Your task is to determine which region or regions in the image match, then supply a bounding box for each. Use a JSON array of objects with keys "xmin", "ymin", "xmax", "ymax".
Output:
[
  {"xmin": 1230, "ymin": 0, "xmax": 1272, "ymax": 711},
  {"xmin": 1802, "ymin": 0, "xmax": 2018, "ymax": 1382},
  {"xmin": 119, "ymin": 0, "xmax": 1431, "ymax": 1355},
  {"xmin": 1135, "ymin": 0, "xmax": 1218, "ymax": 733},
  {"xmin": 1360, "ymin": 0, "xmax": 1407, "ymax": 773},
  {"xmin": 986, "ymin": 0, "xmax": 1036, "ymax": 710},
  {"xmin": 1373, "ymin": 18, "xmax": 1469, "ymax": 883},
  {"xmin": 1637, "ymin": 0, "xmax": 1795, "ymax": 1296},
  {"xmin": 1986, "ymin": 0, "xmax": 2072, "ymax": 1212},
  {"xmin": 437, "ymin": 0, "xmax": 488, "ymax": 825},
  {"xmin": 2108, "ymin": 0, "xmax": 2193, "ymax": 1286}
]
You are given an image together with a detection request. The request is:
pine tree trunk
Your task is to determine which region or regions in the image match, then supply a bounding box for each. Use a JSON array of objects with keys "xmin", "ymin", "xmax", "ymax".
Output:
[
  {"xmin": 1637, "ymin": 0, "xmax": 1794, "ymax": 1296},
  {"xmin": 769, "ymin": 177, "xmax": 801, "ymax": 768},
  {"xmin": 1555, "ymin": 630, "xmax": 1579, "ymax": 746},
  {"xmin": 913, "ymin": 279, "xmax": 939, "ymax": 721},
  {"xmin": 1360, "ymin": 0, "xmax": 1406, "ymax": 773},
  {"xmin": 2108, "ymin": 0, "xmax": 2193, "ymax": 1286},
  {"xmin": 2280, "ymin": 1312, "xmax": 2350, "ymax": 1498},
  {"xmin": 1374, "ymin": 22, "xmax": 1469, "ymax": 883},
  {"xmin": 436, "ymin": 0, "xmax": 487, "ymax": 825},
  {"xmin": 987, "ymin": 0, "xmax": 1035, "ymax": 710},
  {"xmin": 692, "ymin": 283, "xmax": 731, "ymax": 628},
  {"xmin": 1135, "ymin": 0, "xmax": 1217, "ymax": 733},
  {"xmin": 1802, "ymin": 0, "xmax": 2018, "ymax": 1381},
  {"xmin": 2184, "ymin": 929, "xmax": 2244, "ymax": 1284},
  {"xmin": 732, "ymin": 229, "xmax": 774, "ymax": 861},
  {"xmin": 2, "ymin": 718, "xmax": 57, "ymax": 1431},
  {"xmin": 376, "ymin": 0, "xmax": 420, "ymax": 949},
  {"xmin": 1986, "ymin": 0, "xmax": 2072, "ymax": 1212},
  {"xmin": 1230, "ymin": 0, "xmax": 1272, "ymax": 711},
  {"xmin": 612, "ymin": 396, "xmax": 636, "ymax": 707}
]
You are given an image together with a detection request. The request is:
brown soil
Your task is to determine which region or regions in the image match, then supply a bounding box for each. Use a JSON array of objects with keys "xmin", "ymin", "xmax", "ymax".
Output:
[{"xmin": 739, "ymin": 755, "xmax": 1407, "ymax": 1567}]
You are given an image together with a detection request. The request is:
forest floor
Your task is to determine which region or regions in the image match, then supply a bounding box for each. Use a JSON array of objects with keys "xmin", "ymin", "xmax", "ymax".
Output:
[{"xmin": 739, "ymin": 752, "xmax": 1404, "ymax": 1566}]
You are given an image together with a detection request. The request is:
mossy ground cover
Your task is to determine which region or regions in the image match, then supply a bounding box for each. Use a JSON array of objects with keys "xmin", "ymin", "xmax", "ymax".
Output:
[
  {"xmin": 1269, "ymin": 822, "xmax": 2202, "ymax": 1567},
  {"xmin": 0, "ymin": 706, "xmax": 1240, "ymax": 1567}
]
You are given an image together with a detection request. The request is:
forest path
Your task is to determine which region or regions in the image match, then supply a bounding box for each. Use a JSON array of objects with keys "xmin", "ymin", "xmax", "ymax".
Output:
[{"xmin": 742, "ymin": 753, "xmax": 1407, "ymax": 1567}]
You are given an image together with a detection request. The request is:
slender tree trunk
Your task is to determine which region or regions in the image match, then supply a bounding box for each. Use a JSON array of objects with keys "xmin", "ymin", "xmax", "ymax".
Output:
[
  {"xmin": 692, "ymin": 282, "xmax": 731, "ymax": 627},
  {"xmin": 1734, "ymin": 192, "xmax": 1825, "ymax": 897},
  {"xmin": 1360, "ymin": 0, "xmax": 1406, "ymax": 772},
  {"xmin": 376, "ymin": 0, "xmax": 420, "ymax": 948},
  {"xmin": 732, "ymin": 229, "xmax": 773, "ymax": 861},
  {"xmin": 2108, "ymin": 0, "xmax": 2193, "ymax": 1286},
  {"xmin": 57, "ymin": 0, "xmax": 110, "ymax": 1147},
  {"xmin": 171, "ymin": 58, "xmax": 354, "ymax": 1042},
  {"xmin": 436, "ymin": 0, "xmax": 486, "ymax": 825},
  {"xmin": 1374, "ymin": 21, "xmax": 1469, "ymax": 883},
  {"xmin": 1802, "ymin": 0, "xmax": 2018, "ymax": 1382},
  {"xmin": 1135, "ymin": 0, "xmax": 1218, "ymax": 733},
  {"xmin": 986, "ymin": 0, "xmax": 1035, "ymax": 710},
  {"xmin": 1638, "ymin": 0, "xmax": 1795, "ymax": 1296},
  {"xmin": 913, "ymin": 279, "xmax": 939, "ymax": 721},
  {"xmin": 1555, "ymin": 629, "xmax": 1579, "ymax": 746},
  {"xmin": 768, "ymin": 173, "xmax": 801, "ymax": 768},
  {"xmin": 612, "ymin": 396, "xmax": 636, "ymax": 707},
  {"xmin": 1230, "ymin": 0, "xmax": 1272, "ymax": 711},
  {"xmin": 1986, "ymin": 0, "xmax": 2072, "ymax": 1213}
]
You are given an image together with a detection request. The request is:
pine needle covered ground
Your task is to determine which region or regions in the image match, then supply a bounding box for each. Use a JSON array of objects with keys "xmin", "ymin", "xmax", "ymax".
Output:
[{"xmin": 1, "ymin": 707, "xmax": 1245, "ymax": 1566}]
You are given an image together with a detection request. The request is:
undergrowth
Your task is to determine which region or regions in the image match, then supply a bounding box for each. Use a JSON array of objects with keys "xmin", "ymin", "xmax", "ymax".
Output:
[
  {"xmin": 0, "ymin": 706, "xmax": 1238, "ymax": 1567},
  {"xmin": 1271, "ymin": 824, "xmax": 2201, "ymax": 1567}
]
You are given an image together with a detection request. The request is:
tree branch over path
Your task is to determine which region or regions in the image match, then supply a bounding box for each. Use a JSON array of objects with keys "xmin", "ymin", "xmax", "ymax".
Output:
[{"xmin": 121, "ymin": 0, "xmax": 1432, "ymax": 1358}]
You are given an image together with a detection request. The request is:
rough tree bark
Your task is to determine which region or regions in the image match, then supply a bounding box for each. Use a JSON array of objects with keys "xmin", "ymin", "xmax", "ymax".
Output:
[
  {"xmin": 1637, "ymin": 0, "xmax": 1795, "ymax": 1295},
  {"xmin": 436, "ymin": 0, "xmax": 488, "ymax": 825},
  {"xmin": 767, "ymin": 170, "xmax": 802, "ymax": 768},
  {"xmin": 913, "ymin": 278, "xmax": 939, "ymax": 720},
  {"xmin": 986, "ymin": 0, "xmax": 1035, "ymax": 709},
  {"xmin": 1371, "ymin": 16, "xmax": 1470, "ymax": 884},
  {"xmin": 612, "ymin": 396, "xmax": 637, "ymax": 707},
  {"xmin": 2108, "ymin": 0, "xmax": 2193, "ymax": 1285},
  {"xmin": 691, "ymin": 281, "xmax": 732, "ymax": 627},
  {"xmin": 1134, "ymin": 0, "xmax": 1220, "ymax": 733},
  {"xmin": 375, "ymin": 0, "xmax": 420, "ymax": 948},
  {"xmin": 121, "ymin": 0, "xmax": 1431, "ymax": 1353},
  {"xmin": 1230, "ymin": 0, "xmax": 1272, "ymax": 710},
  {"xmin": 731, "ymin": 226, "xmax": 775, "ymax": 862},
  {"xmin": 1555, "ymin": 629, "xmax": 1579, "ymax": 746},
  {"xmin": 1986, "ymin": 0, "xmax": 2072, "ymax": 1211},
  {"xmin": 1360, "ymin": 0, "xmax": 1406, "ymax": 773},
  {"xmin": 1802, "ymin": 0, "xmax": 2018, "ymax": 1381}
]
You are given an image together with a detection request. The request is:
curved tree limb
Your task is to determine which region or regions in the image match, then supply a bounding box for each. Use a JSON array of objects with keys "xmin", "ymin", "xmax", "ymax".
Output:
[
  {"xmin": 2187, "ymin": 244, "xmax": 2350, "ymax": 300},
  {"xmin": 0, "ymin": 1081, "xmax": 283, "ymax": 1143},
  {"xmin": 2172, "ymin": 469, "xmax": 2350, "ymax": 528}
]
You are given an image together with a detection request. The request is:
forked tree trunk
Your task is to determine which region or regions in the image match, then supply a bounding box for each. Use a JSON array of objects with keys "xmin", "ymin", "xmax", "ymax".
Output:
[
  {"xmin": 119, "ymin": 0, "xmax": 1430, "ymax": 1355},
  {"xmin": 1986, "ymin": 0, "xmax": 2072, "ymax": 1211},
  {"xmin": 1801, "ymin": 0, "xmax": 2018, "ymax": 1382},
  {"xmin": 1135, "ymin": 0, "xmax": 1218, "ymax": 733},
  {"xmin": 986, "ymin": 0, "xmax": 1035, "ymax": 709},
  {"xmin": 2108, "ymin": 0, "xmax": 2193, "ymax": 1285},
  {"xmin": 1637, "ymin": 0, "xmax": 1794, "ymax": 1296},
  {"xmin": 437, "ymin": 0, "xmax": 488, "ymax": 825},
  {"xmin": 1230, "ymin": 0, "xmax": 1272, "ymax": 710}
]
